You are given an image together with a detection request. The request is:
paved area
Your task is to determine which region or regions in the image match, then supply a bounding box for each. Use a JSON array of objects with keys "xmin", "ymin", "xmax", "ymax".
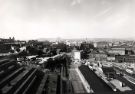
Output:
[{"xmin": 69, "ymin": 62, "xmax": 86, "ymax": 94}]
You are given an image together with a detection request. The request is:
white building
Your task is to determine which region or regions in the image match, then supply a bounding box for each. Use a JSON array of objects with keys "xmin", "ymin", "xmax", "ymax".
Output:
[
  {"xmin": 108, "ymin": 48, "xmax": 125, "ymax": 55},
  {"xmin": 72, "ymin": 50, "xmax": 81, "ymax": 64},
  {"xmin": 74, "ymin": 51, "xmax": 81, "ymax": 60}
]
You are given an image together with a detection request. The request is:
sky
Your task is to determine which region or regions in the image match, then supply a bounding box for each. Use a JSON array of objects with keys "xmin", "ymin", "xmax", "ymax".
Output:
[{"xmin": 0, "ymin": 0, "xmax": 135, "ymax": 40}]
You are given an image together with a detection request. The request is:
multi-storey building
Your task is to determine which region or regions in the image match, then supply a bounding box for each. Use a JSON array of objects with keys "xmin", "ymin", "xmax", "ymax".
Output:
[
  {"xmin": 89, "ymin": 51, "xmax": 107, "ymax": 61},
  {"xmin": 115, "ymin": 55, "xmax": 135, "ymax": 63},
  {"xmin": 107, "ymin": 47, "xmax": 125, "ymax": 55}
]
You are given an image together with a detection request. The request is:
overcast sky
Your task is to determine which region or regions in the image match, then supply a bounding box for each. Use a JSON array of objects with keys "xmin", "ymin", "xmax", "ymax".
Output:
[{"xmin": 0, "ymin": 0, "xmax": 135, "ymax": 40}]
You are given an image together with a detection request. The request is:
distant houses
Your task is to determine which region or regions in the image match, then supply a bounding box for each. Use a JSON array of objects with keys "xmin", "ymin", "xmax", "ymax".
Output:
[{"xmin": 0, "ymin": 37, "xmax": 26, "ymax": 54}]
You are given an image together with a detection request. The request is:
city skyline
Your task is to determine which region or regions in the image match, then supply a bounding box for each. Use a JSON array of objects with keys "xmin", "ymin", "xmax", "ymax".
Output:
[{"xmin": 0, "ymin": 0, "xmax": 135, "ymax": 40}]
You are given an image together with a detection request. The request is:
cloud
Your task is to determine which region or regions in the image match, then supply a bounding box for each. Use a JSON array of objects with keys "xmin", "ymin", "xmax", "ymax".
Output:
[
  {"xmin": 0, "ymin": 0, "xmax": 134, "ymax": 40},
  {"xmin": 71, "ymin": 0, "xmax": 81, "ymax": 6},
  {"xmin": 94, "ymin": 7, "xmax": 112, "ymax": 19}
]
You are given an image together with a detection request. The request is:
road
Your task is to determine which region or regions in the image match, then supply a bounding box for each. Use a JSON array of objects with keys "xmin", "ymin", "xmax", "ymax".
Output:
[{"xmin": 68, "ymin": 61, "xmax": 86, "ymax": 94}]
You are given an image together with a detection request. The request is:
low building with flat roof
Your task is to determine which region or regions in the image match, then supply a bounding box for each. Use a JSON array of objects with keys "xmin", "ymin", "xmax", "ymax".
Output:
[{"xmin": 110, "ymin": 79, "xmax": 132, "ymax": 92}]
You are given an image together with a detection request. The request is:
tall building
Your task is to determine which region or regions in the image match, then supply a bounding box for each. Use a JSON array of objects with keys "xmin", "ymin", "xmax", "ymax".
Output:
[
  {"xmin": 72, "ymin": 49, "xmax": 81, "ymax": 64},
  {"xmin": 74, "ymin": 51, "xmax": 81, "ymax": 60}
]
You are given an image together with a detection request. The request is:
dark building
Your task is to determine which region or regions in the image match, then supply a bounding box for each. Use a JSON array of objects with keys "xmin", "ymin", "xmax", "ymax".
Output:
[
  {"xmin": 0, "ymin": 37, "xmax": 15, "ymax": 44},
  {"xmin": 115, "ymin": 55, "xmax": 135, "ymax": 63}
]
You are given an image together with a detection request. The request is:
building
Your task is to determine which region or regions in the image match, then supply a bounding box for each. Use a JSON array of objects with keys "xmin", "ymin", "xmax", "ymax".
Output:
[
  {"xmin": 0, "ymin": 37, "xmax": 15, "ymax": 44},
  {"xmin": 93, "ymin": 42, "xmax": 109, "ymax": 48},
  {"xmin": 108, "ymin": 47, "xmax": 125, "ymax": 55},
  {"xmin": 115, "ymin": 55, "xmax": 135, "ymax": 63},
  {"xmin": 107, "ymin": 54, "xmax": 115, "ymax": 62},
  {"xmin": 73, "ymin": 51, "xmax": 81, "ymax": 60},
  {"xmin": 72, "ymin": 50, "xmax": 81, "ymax": 64},
  {"xmin": 89, "ymin": 51, "xmax": 107, "ymax": 61}
]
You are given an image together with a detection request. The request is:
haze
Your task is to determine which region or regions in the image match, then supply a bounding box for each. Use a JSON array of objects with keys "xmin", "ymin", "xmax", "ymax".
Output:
[{"xmin": 0, "ymin": 0, "xmax": 135, "ymax": 40}]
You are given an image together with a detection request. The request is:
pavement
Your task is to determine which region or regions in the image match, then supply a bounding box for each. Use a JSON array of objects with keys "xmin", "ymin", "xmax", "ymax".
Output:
[{"xmin": 69, "ymin": 62, "xmax": 86, "ymax": 94}]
